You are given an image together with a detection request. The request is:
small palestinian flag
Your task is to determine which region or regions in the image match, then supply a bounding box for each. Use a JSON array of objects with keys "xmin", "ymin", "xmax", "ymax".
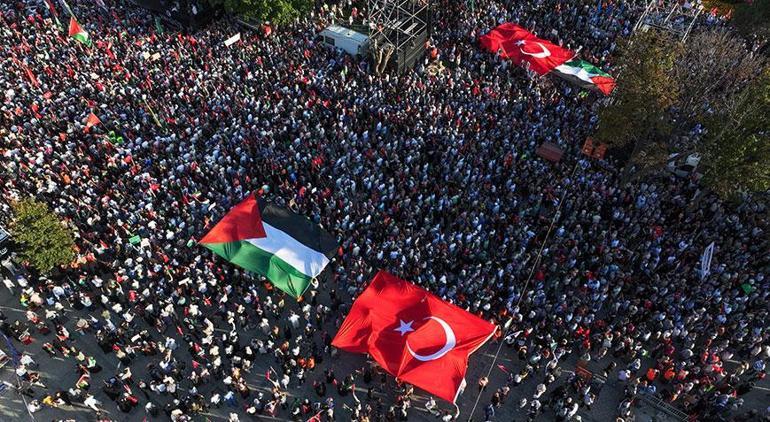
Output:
[
  {"xmin": 68, "ymin": 16, "xmax": 92, "ymax": 47},
  {"xmin": 554, "ymin": 59, "xmax": 616, "ymax": 95},
  {"xmin": 200, "ymin": 194, "xmax": 337, "ymax": 298}
]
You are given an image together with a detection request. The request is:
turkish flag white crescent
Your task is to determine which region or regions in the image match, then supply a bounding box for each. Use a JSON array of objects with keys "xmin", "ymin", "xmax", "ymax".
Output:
[{"xmin": 480, "ymin": 23, "xmax": 575, "ymax": 75}]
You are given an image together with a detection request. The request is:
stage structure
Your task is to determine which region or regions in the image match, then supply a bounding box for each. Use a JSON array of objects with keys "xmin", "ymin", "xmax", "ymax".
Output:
[
  {"xmin": 634, "ymin": 0, "xmax": 702, "ymax": 41},
  {"xmin": 130, "ymin": 0, "xmax": 218, "ymax": 29},
  {"xmin": 367, "ymin": 0, "xmax": 430, "ymax": 74}
]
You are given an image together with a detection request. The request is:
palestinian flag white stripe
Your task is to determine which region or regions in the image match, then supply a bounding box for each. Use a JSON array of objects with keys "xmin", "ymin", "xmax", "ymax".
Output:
[
  {"xmin": 554, "ymin": 59, "xmax": 616, "ymax": 95},
  {"xmin": 200, "ymin": 194, "xmax": 337, "ymax": 298},
  {"xmin": 245, "ymin": 222, "xmax": 331, "ymax": 279}
]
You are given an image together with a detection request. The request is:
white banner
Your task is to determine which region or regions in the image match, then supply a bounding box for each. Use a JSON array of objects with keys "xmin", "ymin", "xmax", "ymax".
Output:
[
  {"xmin": 700, "ymin": 241, "xmax": 715, "ymax": 280},
  {"xmin": 224, "ymin": 33, "xmax": 241, "ymax": 47}
]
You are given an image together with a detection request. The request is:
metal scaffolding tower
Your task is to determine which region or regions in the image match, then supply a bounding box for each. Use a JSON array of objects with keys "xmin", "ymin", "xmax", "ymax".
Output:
[
  {"xmin": 367, "ymin": 0, "xmax": 430, "ymax": 74},
  {"xmin": 634, "ymin": 0, "xmax": 702, "ymax": 41}
]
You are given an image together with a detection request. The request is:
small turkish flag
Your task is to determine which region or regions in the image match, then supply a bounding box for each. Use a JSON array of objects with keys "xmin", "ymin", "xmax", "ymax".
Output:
[
  {"xmin": 333, "ymin": 271, "xmax": 496, "ymax": 403},
  {"xmin": 84, "ymin": 112, "xmax": 100, "ymax": 133},
  {"xmin": 479, "ymin": 23, "xmax": 574, "ymax": 75}
]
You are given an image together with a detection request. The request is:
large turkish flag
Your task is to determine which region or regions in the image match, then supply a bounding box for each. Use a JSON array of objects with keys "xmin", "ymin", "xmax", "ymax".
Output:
[
  {"xmin": 479, "ymin": 23, "xmax": 575, "ymax": 75},
  {"xmin": 332, "ymin": 271, "xmax": 497, "ymax": 403}
]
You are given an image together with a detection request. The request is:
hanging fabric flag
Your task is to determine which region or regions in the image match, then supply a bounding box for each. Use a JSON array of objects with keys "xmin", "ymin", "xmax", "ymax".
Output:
[
  {"xmin": 84, "ymin": 112, "xmax": 100, "ymax": 132},
  {"xmin": 200, "ymin": 194, "xmax": 337, "ymax": 299},
  {"xmin": 154, "ymin": 17, "xmax": 164, "ymax": 35},
  {"xmin": 12, "ymin": 58, "xmax": 39, "ymax": 87},
  {"xmin": 553, "ymin": 59, "xmax": 616, "ymax": 95},
  {"xmin": 332, "ymin": 271, "xmax": 497, "ymax": 403},
  {"xmin": 68, "ymin": 16, "xmax": 92, "ymax": 47},
  {"xmin": 479, "ymin": 23, "xmax": 574, "ymax": 75},
  {"xmin": 44, "ymin": 0, "xmax": 62, "ymax": 28}
]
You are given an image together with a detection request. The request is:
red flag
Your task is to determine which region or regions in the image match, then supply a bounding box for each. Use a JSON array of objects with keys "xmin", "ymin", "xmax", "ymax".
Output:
[
  {"xmin": 479, "ymin": 23, "xmax": 574, "ymax": 75},
  {"xmin": 44, "ymin": 0, "xmax": 59, "ymax": 18},
  {"xmin": 23, "ymin": 65, "xmax": 39, "ymax": 87},
  {"xmin": 306, "ymin": 411, "xmax": 323, "ymax": 422},
  {"xmin": 198, "ymin": 193, "xmax": 266, "ymax": 243},
  {"xmin": 84, "ymin": 112, "xmax": 101, "ymax": 132},
  {"xmin": 11, "ymin": 57, "xmax": 39, "ymax": 87},
  {"xmin": 68, "ymin": 16, "xmax": 81, "ymax": 38},
  {"xmin": 332, "ymin": 271, "xmax": 496, "ymax": 403}
]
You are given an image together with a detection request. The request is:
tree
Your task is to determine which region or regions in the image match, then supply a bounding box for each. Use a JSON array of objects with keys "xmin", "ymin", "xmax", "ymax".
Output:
[
  {"xmin": 209, "ymin": 0, "xmax": 312, "ymax": 25},
  {"xmin": 594, "ymin": 30, "xmax": 681, "ymax": 173},
  {"xmin": 9, "ymin": 198, "xmax": 75, "ymax": 274},
  {"xmin": 700, "ymin": 67, "xmax": 770, "ymax": 197},
  {"xmin": 732, "ymin": 0, "xmax": 770, "ymax": 41},
  {"xmin": 673, "ymin": 28, "xmax": 765, "ymax": 128},
  {"xmin": 595, "ymin": 27, "xmax": 766, "ymax": 179}
]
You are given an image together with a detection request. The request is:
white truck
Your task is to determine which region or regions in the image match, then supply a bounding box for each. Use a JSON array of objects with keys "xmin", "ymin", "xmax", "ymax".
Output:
[{"xmin": 318, "ymin": 25, "xmax": 369, "ymax": 58}]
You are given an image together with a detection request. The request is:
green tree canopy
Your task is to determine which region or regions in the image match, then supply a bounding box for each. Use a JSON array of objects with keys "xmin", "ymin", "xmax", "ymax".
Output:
[
  {"xmin": 210, "ymin": 0, "xmax": 312, "ymax": 25},
  {"xmin": 9, "ymin": 198, "xmax": 75, "ymax": 274},
  {"xmin": 594, "ymin": 30, "xmax": 681, "ymax": 149},
  {"xmin": 594, "ymin": 30, "xmax": 681, "ymax": 174},
  {"xmin": 732, "ymin": 0, "xmax": 770, "ymax": 41},
  {"xmin": 595, "ymin": 27, "xmax": 768, "ymax": 189},
  {"xmin": 700, "ymin": 67, "xmax": 770, "ymax": 197}
]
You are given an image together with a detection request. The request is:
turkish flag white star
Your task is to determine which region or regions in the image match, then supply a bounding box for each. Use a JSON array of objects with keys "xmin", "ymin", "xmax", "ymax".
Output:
[{"xmin": 394, "ymin": 319, "xmax": 414, "ymax": 336}]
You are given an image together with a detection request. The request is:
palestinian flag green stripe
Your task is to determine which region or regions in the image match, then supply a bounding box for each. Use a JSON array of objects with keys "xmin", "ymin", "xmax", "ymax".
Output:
[
  {"xmin": 257, "ymin": 197, "xmax": 337, "ymax": 257},
  {"xmin": 204, "ymin": 240, "xmax": 314, "ymax": 298},
  {"xmin": 554, "ymin": 59, "xmax": 615, "ymax": 95},
  {"xmin": 73, "ymin": 32, "xmax": 91, "ymax": 46},
  {"xmin": 200, "ymin": 194, "xmax": 337, "ymax": 298}
]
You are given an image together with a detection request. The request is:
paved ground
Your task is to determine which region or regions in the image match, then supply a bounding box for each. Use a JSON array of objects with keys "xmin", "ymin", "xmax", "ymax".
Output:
[{"xmin": 1, "ymin": 282, "xmax": 767, "ymax": 422}]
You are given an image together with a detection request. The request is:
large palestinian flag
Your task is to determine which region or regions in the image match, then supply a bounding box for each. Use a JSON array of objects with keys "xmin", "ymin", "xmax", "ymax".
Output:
[
  {"xmin": 200, "ymin": 194, "xmax": 337, "ymax": 298},
  {"xmin": 554, "ymin": 59, "xmax": 616, "ymax": 95}
]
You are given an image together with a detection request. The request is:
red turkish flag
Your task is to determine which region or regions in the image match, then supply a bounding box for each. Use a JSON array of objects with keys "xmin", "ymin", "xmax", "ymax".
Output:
[
  {"xmin": 84, "ymin": 112, "xmax": 101, "ymax": 133},
  {"xmin": 479, "ymin": 23, "xmax": 574, "ymax": 75},
  {"xmin": 332, "ymin": 271, "xmax": 496, "ymax": 403}
]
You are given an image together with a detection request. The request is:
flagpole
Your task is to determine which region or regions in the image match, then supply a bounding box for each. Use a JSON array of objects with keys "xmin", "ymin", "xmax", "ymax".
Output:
[
  {"xmin": 466, "ymin": 161, "xmax": 580, "ymax": 422},
  {"xmin": 143, "ymin": 100, "xmax": 163, "ymax": 129},
  {"xmin": 59, "ymin": 0, "xmax": 74, "ymax": 18}
]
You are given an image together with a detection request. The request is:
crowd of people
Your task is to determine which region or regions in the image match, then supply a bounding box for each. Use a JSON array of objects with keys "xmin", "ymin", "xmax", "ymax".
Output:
[{"xmin": 1, "ymin": 0, "xmax": 768, "ymax": 421}]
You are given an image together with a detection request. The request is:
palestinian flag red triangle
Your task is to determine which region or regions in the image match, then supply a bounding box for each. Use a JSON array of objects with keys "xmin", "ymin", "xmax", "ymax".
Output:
[{"xmin": 199, "ymin": 193, "xmax": 266, "ymax": 243}]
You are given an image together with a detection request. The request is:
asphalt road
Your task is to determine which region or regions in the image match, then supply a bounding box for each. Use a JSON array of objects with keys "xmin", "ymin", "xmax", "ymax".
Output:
[{"xmin": 0, "ymin": 281, "xmax": 767, "ymax": 422}]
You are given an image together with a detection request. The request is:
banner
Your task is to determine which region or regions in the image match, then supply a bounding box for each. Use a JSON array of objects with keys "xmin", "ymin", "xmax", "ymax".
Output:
[
  {"xmin": 700, "ymin": 241, "xmax": 714, "ymax": 280},
  {"xmin": 224, "ymin": 33, "xmax": 241, "ymax": 47}
]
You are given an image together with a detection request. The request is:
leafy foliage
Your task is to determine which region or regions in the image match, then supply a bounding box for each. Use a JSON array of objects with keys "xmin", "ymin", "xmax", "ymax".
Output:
[
  {"xmin": 595, "ymin": 27, "xmax": 768, "ymax": 187},
  {"xmin": 595, "ymin": 30, "xmax": 681, "ymax": 151},
  {"xmin": 701, "ymin": 68, "xmax": 770, "ymax": 197},
  {"xmin": 732, "ymin": 0, "xmax": 770, "ymax": 40},
  {"xmin": 594, "ymin": 30, "xmax": 681, "ymax": 175},
  {"xmin": 9, "ymin": 198, "xmax": 75, "ymax": 274},
  {"xmin": 673, "ymin": 28, "xmax": 765, "ymax": 125},
  {"xmin": 210, "ymin": 0, "xmax": 312, "ymax": 25}
]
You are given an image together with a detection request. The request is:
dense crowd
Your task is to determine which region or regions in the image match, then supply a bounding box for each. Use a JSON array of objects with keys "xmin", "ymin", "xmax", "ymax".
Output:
[{"xmin": 1, "ymin": 0, "xmax": 768, "ymax": 421}]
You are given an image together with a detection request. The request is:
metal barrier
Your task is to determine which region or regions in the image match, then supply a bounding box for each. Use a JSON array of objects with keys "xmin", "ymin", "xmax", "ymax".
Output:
[{"xmin": 575, "ymin": 360, "xmax": 688, "ymax": 421}]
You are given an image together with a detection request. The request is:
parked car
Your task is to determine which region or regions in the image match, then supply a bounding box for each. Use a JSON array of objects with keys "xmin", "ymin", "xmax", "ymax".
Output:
[
  {"xmin": 0, "ymin": 226, "xmax": 10, "ymax": 258},
  {"xmin": 666, "ymin": 153, "xmax": 702, "ymax": 179}
]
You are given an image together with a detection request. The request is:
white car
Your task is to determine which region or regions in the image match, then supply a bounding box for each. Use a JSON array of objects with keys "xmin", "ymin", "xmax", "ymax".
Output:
[
  {"xmin": 666, "ymin": 153, "xmax": 701, "ymax": 178},
  {"xmin": 0, "ymin": 226, "xmax": 10, "ymax": 258}
]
